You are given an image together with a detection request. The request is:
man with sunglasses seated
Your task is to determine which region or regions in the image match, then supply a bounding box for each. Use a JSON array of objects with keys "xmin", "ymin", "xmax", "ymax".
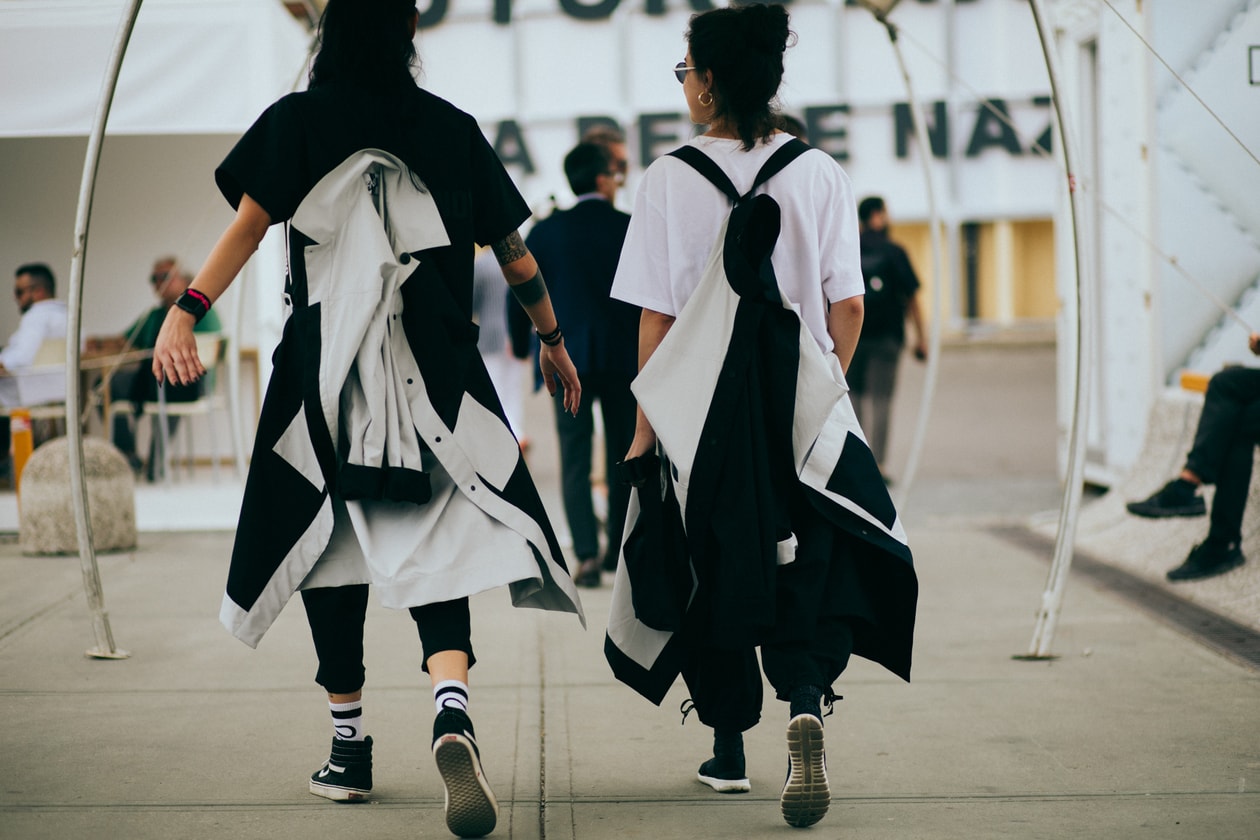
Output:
[
  {"xmin": 1, "ymin": 262, "xmax": 68, "ymax": 476},
  {"xmin": 86, "ymin": 256, "xmax": 222, "ymax": 477}
]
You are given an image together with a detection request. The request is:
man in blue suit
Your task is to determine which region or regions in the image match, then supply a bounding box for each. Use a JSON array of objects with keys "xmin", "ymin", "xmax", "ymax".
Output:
[{"xmin": 526, "ymin": 140, "xmax": 639, "ymax": 587}]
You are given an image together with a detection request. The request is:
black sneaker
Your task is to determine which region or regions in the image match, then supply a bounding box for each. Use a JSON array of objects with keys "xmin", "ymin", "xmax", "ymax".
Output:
[
  {"xmin": 309, "ymin": 735, "xmax": 372, "ymax": 802},
  {"xmin": 1167, "ymin": 541, "xmax": 1245, "ymax": 581},
  {"xmin": 433, "ymin": 708, "xmax": 498, "ymax": 838},
  {"xmin": 1126, "ymin": 479, "xmax": 1206, "ymax": 518},
  {"xmin": 780, "ymin": 714, "xmax": 829, "ymax": 828},
  {"xmin": 698, "ymin": 753, "xmax": 750, "ymax": 793}
]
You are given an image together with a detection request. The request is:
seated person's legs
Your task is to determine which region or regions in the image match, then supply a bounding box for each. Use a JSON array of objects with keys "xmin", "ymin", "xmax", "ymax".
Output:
[
  {"xmin": 1128, "ymin": 367, "xmax": 1260, "ymax": 518},
  {"xmin": 1165, "ymin": 397, "xmax": 1260, "ymax": 581}
]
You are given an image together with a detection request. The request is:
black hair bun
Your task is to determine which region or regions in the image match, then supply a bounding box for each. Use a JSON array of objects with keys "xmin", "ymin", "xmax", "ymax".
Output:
[{"xmin": 742, "ymin": 3, "xmax": 791, "ymax": 54}]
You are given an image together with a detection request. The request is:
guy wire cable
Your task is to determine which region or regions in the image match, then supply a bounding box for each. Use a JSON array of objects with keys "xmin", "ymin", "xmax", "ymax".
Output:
[{"xmin": 891, "ymin": 15, "xmax": 1258, "ymax": 333}]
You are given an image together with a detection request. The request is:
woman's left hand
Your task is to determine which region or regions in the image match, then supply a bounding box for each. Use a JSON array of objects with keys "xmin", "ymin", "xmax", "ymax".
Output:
[
  {"xmin": 539, "ymin": 340, "xmax": 582, "ymax": 415},
  {"xmin": 152, "ymin": 307, "xmax": 205, "ymax": 386}
]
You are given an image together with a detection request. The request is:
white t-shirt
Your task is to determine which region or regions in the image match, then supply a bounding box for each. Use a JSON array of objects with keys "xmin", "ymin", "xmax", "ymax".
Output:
[{"xmin": 611, "ymin": 133, "xmax": 863, "ymax": 353}]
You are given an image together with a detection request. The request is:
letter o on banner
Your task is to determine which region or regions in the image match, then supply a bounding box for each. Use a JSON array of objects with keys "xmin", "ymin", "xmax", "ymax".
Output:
[{"xmin": 559, "ymin": 0, "xmax": 621, "ymax": 21}]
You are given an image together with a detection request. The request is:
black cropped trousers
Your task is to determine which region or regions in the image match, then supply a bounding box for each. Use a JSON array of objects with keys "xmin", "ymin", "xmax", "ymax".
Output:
[{"xmin": 300, "ymin": 584, "xmax": 474, "ymax": 695}]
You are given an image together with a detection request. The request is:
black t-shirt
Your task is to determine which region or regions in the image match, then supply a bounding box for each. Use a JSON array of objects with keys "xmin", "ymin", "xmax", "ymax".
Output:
[
  {"xmin": 216, "ymin": 82, "xmax": 530, "ymax": 317},
  {"xmin": 858, "ymin": 230, "xmax": 919, "ymax": 343}
]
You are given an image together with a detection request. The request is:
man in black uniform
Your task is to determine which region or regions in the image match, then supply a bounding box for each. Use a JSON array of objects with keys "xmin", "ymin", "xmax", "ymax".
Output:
[{"xmin": 848, "ymin": 196, "xmax": 927, "ymax": 473}]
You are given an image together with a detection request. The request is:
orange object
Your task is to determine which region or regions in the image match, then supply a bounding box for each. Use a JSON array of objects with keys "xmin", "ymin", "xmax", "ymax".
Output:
[
  {"xmin": 10, "ymin": 407, "xmax": 33, "ymax": 494},
  {"xmin": 1179, "ymin": 371, "xmax": 1210, "ymax": 393}
]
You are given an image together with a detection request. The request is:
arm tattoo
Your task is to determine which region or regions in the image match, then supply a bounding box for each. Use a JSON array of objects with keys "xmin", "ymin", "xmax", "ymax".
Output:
[
  {"xmin": 509, "ymin": 270, "xmax": 548, "ymax": 307},
  {"xmin": 491, "ymin": 231, "xmax": 528, "ymax": 265}
]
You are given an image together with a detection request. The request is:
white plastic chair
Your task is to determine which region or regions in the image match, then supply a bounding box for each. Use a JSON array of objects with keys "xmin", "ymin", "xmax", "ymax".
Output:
[{"xmin": 111, "ymin": 334, "xmax": 246, "ymax": 482}]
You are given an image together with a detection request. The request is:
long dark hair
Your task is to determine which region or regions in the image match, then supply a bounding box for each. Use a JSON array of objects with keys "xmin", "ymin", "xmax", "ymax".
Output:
[
  {"xmin": 309, "ymin": 0, "xmax": 419, "ymax": 90},
  {"xmin": 687, "ymin": 3, "xmax": 794, "ymax": 150}
]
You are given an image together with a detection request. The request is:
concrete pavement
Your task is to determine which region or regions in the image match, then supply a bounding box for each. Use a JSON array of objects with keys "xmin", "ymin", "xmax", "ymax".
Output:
[{"xmin": 1, "ymin": 340, "xmax": 1258, "ymax": 839}]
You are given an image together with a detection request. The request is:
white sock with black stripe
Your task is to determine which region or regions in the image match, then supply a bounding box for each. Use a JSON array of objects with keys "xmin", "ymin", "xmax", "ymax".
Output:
[
  {"xmin": 329, "ymin": 699, "xmax": 365, "ymax": 742},
  {"xmin": 434, "ymin": 679, "xmax": 469, "ymax": 714}
]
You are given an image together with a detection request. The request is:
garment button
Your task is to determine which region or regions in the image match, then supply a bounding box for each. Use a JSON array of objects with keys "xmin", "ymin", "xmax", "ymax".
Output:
[
  {"xmin": 434, "ymin": 436, "xmax": 442, "ymax": 442},
  {"xmin": 406, "ymin": 378, "xmax": 413, "ymax": 385},
  {"xmin": 399, "ymin": 253, "xmax": 412, "ymax": 264}
]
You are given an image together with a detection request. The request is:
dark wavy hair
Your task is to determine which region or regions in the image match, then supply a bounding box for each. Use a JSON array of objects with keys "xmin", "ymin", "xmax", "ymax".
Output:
[
  {"xmin": 687, "ymin": 3, "xmax": 794, "ymax": 151},
  {"xmin": 309, "ymin": 0, "xmax": 419, "ymax": 90}
]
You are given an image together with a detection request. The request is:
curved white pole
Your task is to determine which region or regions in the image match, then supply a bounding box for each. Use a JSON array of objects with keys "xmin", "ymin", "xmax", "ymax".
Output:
[
  {"xmin": 1022, "ymin": 0, "xmax": 1093, "ymax": 660},
  {"xmin": 879, "ymin": 20, "xmax": 946, "ymax": 513},
  {"xmin": 65, "ymin": 0, "xmax": 145, "ymax": 660}
]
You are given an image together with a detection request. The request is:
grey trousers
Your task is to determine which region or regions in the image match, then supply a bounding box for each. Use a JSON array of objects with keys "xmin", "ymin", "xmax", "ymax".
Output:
[{"xmin": 848, "ymin": 334, "xmax": 902, "ymax": 466}]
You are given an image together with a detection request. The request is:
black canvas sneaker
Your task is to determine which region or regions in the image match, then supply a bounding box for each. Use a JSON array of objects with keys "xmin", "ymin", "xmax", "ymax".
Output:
[
  {"xmin": 309, "ymin": 735, "xmax": 373, "ymax": 802},
  {"xmin": 433, "ymin": 708, "xmax": 498, "ymax": 838}
]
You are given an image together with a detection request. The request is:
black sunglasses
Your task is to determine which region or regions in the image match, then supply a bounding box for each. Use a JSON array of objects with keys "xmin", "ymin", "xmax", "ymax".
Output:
[{"xmin": 674, "ymin": 61, "xmax": 696, "ymax": 84}]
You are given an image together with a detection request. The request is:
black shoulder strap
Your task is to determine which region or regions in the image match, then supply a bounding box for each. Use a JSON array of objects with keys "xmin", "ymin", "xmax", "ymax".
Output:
[
  {"xmin": 667, "ymin": 145, "xmax": 740, "ymax": 203},
  {"xmin": 667, "ymin": 138, "xmax": 811, "ymax": 205},
  {"xmin": 746, "ymin": 139, "xmax": 810, "ymax": 200}
]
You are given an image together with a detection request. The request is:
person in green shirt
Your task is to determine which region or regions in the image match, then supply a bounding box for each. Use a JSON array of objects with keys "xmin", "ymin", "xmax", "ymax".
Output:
[{"xmin": 98, "ymin": 257, "xmax": 222, "ymax": 475}]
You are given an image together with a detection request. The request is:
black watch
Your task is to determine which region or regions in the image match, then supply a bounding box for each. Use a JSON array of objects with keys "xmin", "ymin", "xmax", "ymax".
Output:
[{"xmin": 174, "ymin": 289, "xmax": 211, "ymax": 323}]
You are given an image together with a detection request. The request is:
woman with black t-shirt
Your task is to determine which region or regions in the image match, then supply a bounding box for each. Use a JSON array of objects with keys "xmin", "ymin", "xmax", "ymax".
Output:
[{"xmin": 152, "ymin": 2, "xmax": 583, "ymax": 836}]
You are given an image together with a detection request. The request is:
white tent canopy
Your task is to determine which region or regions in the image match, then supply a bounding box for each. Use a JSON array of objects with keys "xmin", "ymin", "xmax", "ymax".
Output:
[
  {"xmin": 0, "ymin": 0, "xmax": 308, "ymax": 138},
  {"xmin": 0, "ymin": 0, "xmax": 308, "ymax": 389}
]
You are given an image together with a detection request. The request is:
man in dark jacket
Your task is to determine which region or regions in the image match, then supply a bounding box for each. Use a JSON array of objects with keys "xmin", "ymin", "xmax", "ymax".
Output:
[
  {"xmin": 849, "ymin": 196, "xmax": 927, "ymax": 473},
  {"xmin": 526, "ymin": 141, "xmax": 639, "ymax": 586}
]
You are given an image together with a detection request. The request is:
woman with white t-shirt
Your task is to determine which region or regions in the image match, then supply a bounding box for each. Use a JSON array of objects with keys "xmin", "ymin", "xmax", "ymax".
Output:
[{"xmin": 610, "ymin": 3, "xmax": 918, "ymax": 830}]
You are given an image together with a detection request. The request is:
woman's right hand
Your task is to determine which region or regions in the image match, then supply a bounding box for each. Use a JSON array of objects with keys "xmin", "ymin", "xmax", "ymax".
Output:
[
  {"xmin": 624, "ymin": 420, "xmax": 657, "ymax": 461},
  {"xmin": 152, "ymin": 307, "xmax": 204, "ymax": 386}
]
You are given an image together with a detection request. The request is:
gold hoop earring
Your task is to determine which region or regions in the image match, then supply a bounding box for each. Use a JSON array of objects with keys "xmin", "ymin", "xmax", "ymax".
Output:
[{"xmin": 698, "ymin": 90, "xmax": 714, "ymax": 107}]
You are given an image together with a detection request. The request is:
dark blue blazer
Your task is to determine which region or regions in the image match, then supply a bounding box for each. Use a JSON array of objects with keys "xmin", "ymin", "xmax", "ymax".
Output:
[{"xmin": 525, "ymin": 197, "xmax": 640, "ymax": 384}]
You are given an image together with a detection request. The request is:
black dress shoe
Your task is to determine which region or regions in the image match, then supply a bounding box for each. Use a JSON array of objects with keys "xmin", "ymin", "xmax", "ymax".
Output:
[
  {"xmin": 574, "ymin": 558, "xmax": 601, "ymax": 587},
  {"xmin": 1166, "ymin": 540, "xmax": 1244, "ymax": 581},
  {"xmin": 1127, "ymin": 479, "xmax": 1206, "ymax": 518}
]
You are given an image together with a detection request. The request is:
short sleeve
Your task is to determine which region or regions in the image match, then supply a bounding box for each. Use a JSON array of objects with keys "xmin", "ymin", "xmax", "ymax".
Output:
[
  {"xmin": 816, "ymin": 158, "xmax": 864, "ymax": 304},
  {"xmin": 467, "ymin": 123, "xmax": 531, "ymax": 247},
  {"xmin": 215, "ymin": 95, "xmax": 310, "ymax": 224},
  {"xmin": 610, "ymin": 165, "xmax": 678, "ymax": 316}
]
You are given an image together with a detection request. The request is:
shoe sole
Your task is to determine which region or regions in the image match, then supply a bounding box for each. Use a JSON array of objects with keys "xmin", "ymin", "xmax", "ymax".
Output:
[
  {"xmin": 698, "ymin": 772, "xmax": 751, "ymax": 793},
  {"xmin": 781, "ymin": 714, "xmax": 829, "ymax": 828},
  {"xmin": 1126, "ymin": 504, "xmax": 1205, "ymax": 518},
  {"xmin": 1167, "ymin": 554, "xmax": 1245, "ymax": 581},
  {"xmin": 434, "ymin": 733, "xmax": 499, "ymax": 838},
  {"xmin": 308, "ymin": 779, "xmax": 370, "ymax": 802}
]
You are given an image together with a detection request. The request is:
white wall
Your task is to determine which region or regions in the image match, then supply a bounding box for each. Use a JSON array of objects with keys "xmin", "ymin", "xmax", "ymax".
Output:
[{"xmin": 0, "ymin": 135, "xmax": 245, "ymax": 342}]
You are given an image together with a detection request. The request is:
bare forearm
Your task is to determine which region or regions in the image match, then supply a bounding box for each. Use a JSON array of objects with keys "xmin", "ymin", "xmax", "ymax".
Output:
[
  {"xmin": 908, "ymin": 293, "xmax": 926, "ymax": 343},
  {"xmin": 495, "ymin": 232, "xmax": 559, "ymax": 334},
  {"xmin": 493, "ymin": 230, "xmax": 581, "ymax": 412},
  {"xmin": 827, "ymin": 294, "xmax": 864, "ymax": 373},
  {"xmin": 190, "ymin": 193, "xmax": 271, "ymax": 303},
  {"xmin": 632, "ymin": 309, "xmax": 676, "ymax": 439}
]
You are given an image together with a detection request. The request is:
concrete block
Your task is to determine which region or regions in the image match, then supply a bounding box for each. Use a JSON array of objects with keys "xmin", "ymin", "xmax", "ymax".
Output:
[{"xmin": 19, "ymin": 437, "xmax": 137, "ymax": 555}]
